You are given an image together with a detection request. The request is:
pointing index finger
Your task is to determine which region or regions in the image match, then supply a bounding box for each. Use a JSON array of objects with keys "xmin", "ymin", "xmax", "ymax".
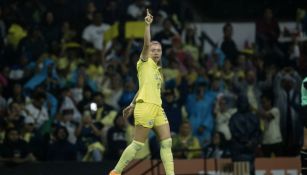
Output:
[{"xmin": 147, "ymin": 8, "xmax": 152, "ymax": 16}]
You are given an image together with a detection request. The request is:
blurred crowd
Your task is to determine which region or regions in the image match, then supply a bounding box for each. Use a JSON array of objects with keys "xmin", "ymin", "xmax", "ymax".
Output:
[{"xmin": 0, "ymin": 0, "xmax": 307, "ymax": 164}]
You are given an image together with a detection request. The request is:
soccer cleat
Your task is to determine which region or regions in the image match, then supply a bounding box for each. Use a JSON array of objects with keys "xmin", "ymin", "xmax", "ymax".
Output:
[{"xmin": 109, "ymin": 170, "xmax": 121, "ymax": 175}]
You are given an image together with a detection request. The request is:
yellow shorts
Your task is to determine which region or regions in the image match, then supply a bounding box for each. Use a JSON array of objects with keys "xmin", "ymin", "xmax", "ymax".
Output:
[{"xmin": 134, "ymin": 102, "xmax": 169, "ymax": 128}]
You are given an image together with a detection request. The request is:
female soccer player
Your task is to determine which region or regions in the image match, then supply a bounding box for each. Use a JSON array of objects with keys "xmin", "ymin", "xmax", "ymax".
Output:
[{"xmin": 109, "ymin": 9, "xmax": 174, "ymax": 175}]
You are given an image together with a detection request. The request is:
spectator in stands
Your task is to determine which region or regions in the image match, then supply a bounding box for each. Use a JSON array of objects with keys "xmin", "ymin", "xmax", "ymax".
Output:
[
  {"xmin": 103, "ymin": 73, "xmax": 124, "ymax": 110},
  {"xmin": 76, "ymin": 110, "xmax": 104, "ymax": 161},
  {"xmin": 60, "ymin": 21, "xmax": 77, "ymax": 44},
  {"xmin": 206, "ymin": 47, "xmax": 225, "ymax": 71},
  {"xmin": 221, "ymin": 23, "xmax": 238, "ymax": 64},
  {"xmin": 33, "ymin": 84, "xmax": 58, "ymax": 118},
  {"xmin": 54, "ymin": 109, "xmax": 78, "ymax": 144},
  {"xmin": 126, "ymin": 0, "xmax": 148, "ymax": 20},
  {"xmin": 17, "ymin": 26, "xmax": 47, "ymax": 62},
  {"xmin": 82, "ymin": 12, "xmax": 110, "ymax": 51},
  {"xmin": 47, "ymin": 126, "xmax": 77, "ymax": 161},
  {"xmin": 256, "ymin": 8, "xmax": 284, "ymax": 64},
  {"xmin": 99, "ymin": 63, "xmax": 116, "ymax": 95},
  {"xmin": 71, "ymin": 75, "xmax": 86, "ymax": 104},
  {"xmin": 81, "ymin": 1, "xmax": 97, "ymax": 26},
  {"xmin": 70, "ymin": 63, "xmax": 97, "ymax": 93},
  {"xmin": 168, "ymin": 35, "xmax": 191, "ymax": 70},
  {"xmin": 297, "ymin": 8, "xmax": 307, "ymax": 35},
  {"xmin": 6, "ymin": 23, "xmax": 27, "ymax": 63},
  {"xmin": 214, "ymin": 94, "xmax": 237, "ymax": 141},
  {"xmin": 172, "ymin": 121, "xmax": 201, "ymax": 159},
  {"xmin": 205, "ymin": 132, "xmax": 231, "ymax": 158},
  {"xmin": 162, "ymin": 88, "xmax": 183, "ymax": 134},
  {"xmin": 7, "ymin": 83, "xmax": 26, "ymax": 104},
  {"xmin": 24, "ymin": 116, "xmax": 50, "ymax": 161},
  {"xmin": 77, "ymin": 87, "xmax": 93, "ymax": 112},
  {"xmin": 186, "ymin": 82, "xmax": 215, "ymax": 145},
  {"xmin": 25, "ymin": 92, "xmax": 49, "ymax": 130},
  {"xmin": 229, "ymin": 94, "xmax": 261, "ymax": 175},
  {"xmin": 234, "ymin": 70, "xmax": 261, "ymax": 113},
  {"xmin": 92, "ymin": 92, "xmax": 117, "ymax": 130},
  {"xmin": 24, "ymin": 59, "xmax": 60, "ymax": 93},
  {"xmin": 274, "ymin": 67, "xmax": 302, "ymax": 156},
  {"xmin": 85, "ymin": 50, "xmax": 104, "ymax": 89},
  {"xmin": 181, "ymin": 23, "xmax": 201, "ymax": 61},
  {"xmin": 162, "ymin": 55, "xmax": 185, "ymax": 83},
  {"xmin": 0, "ymin": 127, "xmax": 36, "ymax": 164},
  {"xmin": 106, "ymin": 114, "xmax": 127, "ymax": 160},
  {"xmin": 41, "ymin": 11, "xmax": 60, "ymax": 47},
  {"xmin": 154, "ymin": 18, "xmax": 178, "ymax": 51},
  {"xmin": 221, "ymin": 60, "xmax": 236, "ymax": 98},
  {"xmin": 5, "ymin": 102, "xmax": 26, "ymax": 129},
  {"xmin": 21, "ymin": 117, "xmax": 35, "ymax": 142},
  {"xmin": 118, "ymin": 78, "xmax": 137, "ymax": 110},
  {"xmin": 257, "ymin": 92, "xmax": 283, "ymax": 157},
  {"xmin": 59, "ymin": 87, "xmax": 82, "ymax": 123}
]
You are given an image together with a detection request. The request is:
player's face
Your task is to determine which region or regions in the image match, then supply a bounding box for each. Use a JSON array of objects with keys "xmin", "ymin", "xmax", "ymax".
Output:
[{"xmin": 150, "ymin": 44, "xmax": 162, "ymax": 63}]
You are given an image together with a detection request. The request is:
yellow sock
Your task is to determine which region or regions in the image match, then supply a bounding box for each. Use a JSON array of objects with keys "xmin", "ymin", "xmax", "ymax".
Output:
[
  {"xmin": 113, "ymin": 140, "xmax": 144, "ymax": 173},
  {"xmin": 160, "ymin": 138, "xmax": 174, "ymax": 175}
]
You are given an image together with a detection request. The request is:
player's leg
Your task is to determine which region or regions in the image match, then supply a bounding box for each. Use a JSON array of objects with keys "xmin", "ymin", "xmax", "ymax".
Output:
[
  {"xmin": 111, "ymin": 125, "xmax": 150, "ymax": 175},
  {"xmin": 110, "ymin": 103, "xmax": 153, "ymax": 175},
  {"xmin": 153, "ymin": 107, "xmax": 174, "ymax": 175}
]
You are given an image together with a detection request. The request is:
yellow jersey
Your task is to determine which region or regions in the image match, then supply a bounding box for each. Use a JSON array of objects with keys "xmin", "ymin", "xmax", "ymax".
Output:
[{"xmin": 136, "ymin": 58, "xmax": 163, "ymax": 106}]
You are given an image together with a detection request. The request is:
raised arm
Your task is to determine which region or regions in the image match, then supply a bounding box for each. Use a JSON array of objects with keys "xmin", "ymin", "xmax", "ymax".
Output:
[{"xmin": 140, "ymin": 9, "xmax": 153, "ymax": 61}]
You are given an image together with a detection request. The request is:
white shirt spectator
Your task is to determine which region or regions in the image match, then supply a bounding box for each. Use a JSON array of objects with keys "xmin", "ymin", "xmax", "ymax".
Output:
[
  {"xmin": 58, "ymin": 121, "xmax": 77, "ymax": 144},
  {"xmin": 25, "ymin": 103, "xmax": 49, "ymax": 129},
  {"xmin": 59, "ymin": 96, "xmax": 82, "ymax": 123},
  {"xmin": 215, "ymin": 108, "xmax": 237, "ymax": 140},
  {"xmin": 262, "ymin": 107, "xmax": 282, "ymax": 145},
  {"xmin": 82, "ymin": 23, "xmax": 110, "ymax": 50}
]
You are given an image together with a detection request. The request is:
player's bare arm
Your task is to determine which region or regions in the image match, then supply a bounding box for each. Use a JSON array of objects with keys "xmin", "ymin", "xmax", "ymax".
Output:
[{"xmin": 140, "ymin": 9, "xmax": 153, "ymax": 61}]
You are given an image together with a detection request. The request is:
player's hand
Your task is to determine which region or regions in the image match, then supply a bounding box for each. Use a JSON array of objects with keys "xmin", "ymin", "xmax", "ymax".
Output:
[
  {"xmin": 123, "ymin": 104, "xmax": 135, "ymax": 119},
  {"xmin": 145, "ymin": 9, "xmax": 153, "ymax": 25}
]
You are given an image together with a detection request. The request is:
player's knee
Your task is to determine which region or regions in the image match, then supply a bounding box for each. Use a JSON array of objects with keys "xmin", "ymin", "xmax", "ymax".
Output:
[
  {"xmin": 131, "ymin": 140, "xmax": 145, "ymax": 151},
  {"xmin": 160, "ymin": 138, "xmax": 172, "ymax": 149}
]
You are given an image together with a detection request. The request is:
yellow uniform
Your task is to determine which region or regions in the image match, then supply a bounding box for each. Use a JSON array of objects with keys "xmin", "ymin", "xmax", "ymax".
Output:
[{"xmin": 134, "ymin": 58, "xmax": 168, "ymax": 128}]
